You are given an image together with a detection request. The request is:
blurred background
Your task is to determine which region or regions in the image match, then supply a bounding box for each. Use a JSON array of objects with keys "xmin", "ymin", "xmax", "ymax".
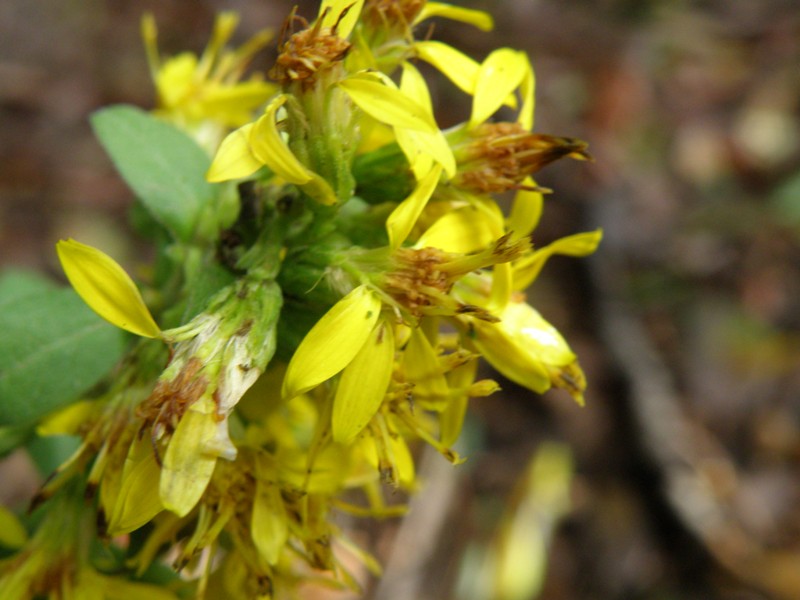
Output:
[{"xmin": 2, "ymin": 1, "xmax": 800, "ymax": 598}]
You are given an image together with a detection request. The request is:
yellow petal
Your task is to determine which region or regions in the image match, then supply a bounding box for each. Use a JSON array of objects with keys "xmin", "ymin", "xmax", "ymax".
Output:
[
  {"xmin": 250, "ymin": 95, "xmax": 314, "ymax": 184},
  {"xmin": 513, "ymin": 229, "xmax": 603, "ymax": 290},
  {"xmin": 155, "ymin": 53, "xmax": 196, "ymax": 108},
  {"xmin": 417, "ymin": 205, "xmax": 497, "ymax": 253},
  {"xmin": 492, "ymin": 444, "xmax": 572, "ymax": 600},
  {"xmin": 340, "ymin": 75, "xmax": 437, "ymax": 132},
  {"xmin": 282, "ymin": 285, "xmax": 382, "ymax": 399},
  {"xmin": 194, "ymin": 81, "xmax": 276, "ymax": 127},
  {"xmin": 160, "ymin": 398, "xmax": 218, "ymax": 517},
  {"xmin": 388, "ymin": 432, "xmax": 415, "ymax": 486},
  {"xmin": 36, "ymin": 399, "xmax": 97, "ymax": 436},
  {"xmin": 57, "ymin": 239, "xmax": 161, "ymax": 338},
  {"xmin": 333, "ymin": 319, "xmax": 395, "ymax": 444},
  {"xmin": 140, "ymin": 13, "xmax": 160, "ymax": 78},
  {"xmin": 319, "ymin": 0, "xmax": 365, "ymax": 38},
  {"xmin": 414, "ymin": 41, "xmax": 480, "ymax": 96},
  {"xmin": 506, "ymin": 180, "xmax": 543, "ymax": 240},
  {"xmin": 400, "ymin": 61, "xmax": 433, "ymax": 114},
  {"xmin": 0, "ymin": 505, "xmax": 27, "ymax": 548},
  {"xmin": 252, "ymin": 456, "xmax": 289, "ymax": 565},
  {"xmin": 107, "ymin": 434, "xmax": 164, "ymax": 534},
  {"xmin": 518, "ymin": 54, "xmax": 536, "ymax": 130},
  {"xmin": 206, "ymin": 123, "xmax": 263, "ymax": 182},
  {"xmin": 402, "ymin": 328, "xmax": 449, "ymax": 400},
  {"xmin": 440, "ymin": 359, "xmax": 477, "ymax": 447},
  {"xmin": 196, "ymin": 12, "xmax": 239, "ymax": 80},
  {"xmin": 488, "ymin": 262, "xmax": 513, "ymax": 312},
  {"xmin": 469, "ymin": 48, "xmax": 529, "ymax": 129},
  {"xmin": 387, "ymin": 164, "xmax": 443, "ymax": 249},
  {"xmin": 416, "ymin": 3, "xmax": 494, "ymax": 31}
]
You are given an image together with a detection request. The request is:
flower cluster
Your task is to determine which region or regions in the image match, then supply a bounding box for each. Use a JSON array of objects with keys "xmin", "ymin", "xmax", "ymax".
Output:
[{"xmin": 1, "ymin": 2, "xmax": 600, "ymax": 598}]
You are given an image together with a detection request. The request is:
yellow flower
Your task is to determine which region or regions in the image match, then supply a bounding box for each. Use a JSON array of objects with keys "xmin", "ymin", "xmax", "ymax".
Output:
[
  {"xmin": 463, "ymin": 296, "xmax": 587, "ymax": 405},
  {"xmin": 56, "ymin": 239, "xmax": 161, "ymax": 338},
  {"xmin": 142, "ymin": 12, "xmax": 275, "ymax": 131}
]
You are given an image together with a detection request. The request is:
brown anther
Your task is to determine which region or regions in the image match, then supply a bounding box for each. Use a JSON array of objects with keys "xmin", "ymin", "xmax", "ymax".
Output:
[
  {"xmin": 137, "ymin": 357, "xmax": 208, "ymax": 437},
  {"xmin": 384, "ymin": 247, "xmax": 452, "ymax": 317},
  {"xmin": 456, "ymin": 122, "xmax": 591, "ymax": 193},
  {"xmin": 455, "ymin": 304, "xmax": 501, "ymax": 322},
  {"xmin": 363, "ymin": 0, "xmax": 425, "ymax": 30},
  {"xmin": 269, "ymin": 8, "xmax": 352, "ymax": 86}
]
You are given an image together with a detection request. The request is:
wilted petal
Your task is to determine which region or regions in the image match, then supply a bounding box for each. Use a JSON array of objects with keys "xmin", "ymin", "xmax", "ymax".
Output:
[
  {"xmin": 160, "ymin": 397, "xmax": 219, "ymax": 517},
  {"xmin": 387, "ymin": 164, "xmax": 443, "ymax": 249},
  {"xmin": 333, "ymin": 319, "xmax": 395, "ymax": 444},
  {"xmin": 252, "ymin": 456, "xmax": 289, "ymax": 565},
  {"xmin": 282, "ymin": 285, "xmax": 382, "ymax": 399},
  {"xmin": 107, "ymin": 435, "xmax": 164, "ymax": 535},
  {"xmin": 57, "ymin": 239, "xmax": 161, "ymax": 338}
]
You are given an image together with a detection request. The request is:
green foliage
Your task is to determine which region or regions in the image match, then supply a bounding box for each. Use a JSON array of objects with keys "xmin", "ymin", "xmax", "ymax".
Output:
[
  {"xmin": 0, "ymin": 272, "xmax": 126, "ymax": 427},
  {"xmin": 91, "ymin": 105, "xmax": 217, "ymax": 242}
]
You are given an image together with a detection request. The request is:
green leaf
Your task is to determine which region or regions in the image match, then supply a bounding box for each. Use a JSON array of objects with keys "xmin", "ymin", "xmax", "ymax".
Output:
[
  {"xmin": 91, "ymin": 105, "xmax": 216, "ymax": 241},
  {"xmin": 0, "ymin": 270, "xmax": 57, "ymax": 307},
  {"xmin": 26, "ymin": 435, "xmax": 81, "ymax": 477},
  {"xmin": 0, "ymin": 280, "xmax": 126, "ymax": 427},
  {"xmin": 0, "ymin": 423, "xmax": 35, "ymax": 458}
]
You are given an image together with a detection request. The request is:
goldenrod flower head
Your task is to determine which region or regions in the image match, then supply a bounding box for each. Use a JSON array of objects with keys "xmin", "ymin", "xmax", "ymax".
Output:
[
  {"xmin": 381, "ymin": 233, "xmax": 530, "ymax": 320},
  {"xmin": 132, "ymin": 278, "xmax": 281, "ymax": 517},
  {"xmin": 33, "ymin": 2, "xmax": 601, "ymax": 596},
  {"xmin": 269, "ymin": 8, "xmax": 353, "ymax": 87},
  {"xmin": 142, "ymin": 12, "xmax": 275, "ymax": 131}
]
